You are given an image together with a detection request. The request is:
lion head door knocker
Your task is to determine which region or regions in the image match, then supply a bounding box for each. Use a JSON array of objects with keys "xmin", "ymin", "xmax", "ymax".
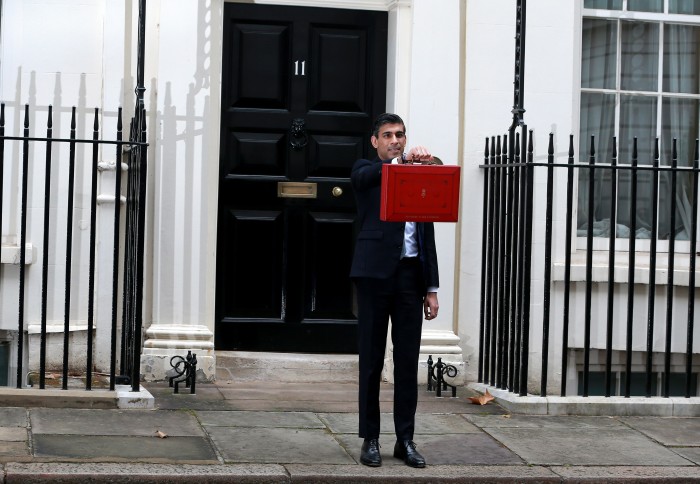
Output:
[{"xmin": 289, "ymin": 118, "xmax": 308, "ymax": 151}]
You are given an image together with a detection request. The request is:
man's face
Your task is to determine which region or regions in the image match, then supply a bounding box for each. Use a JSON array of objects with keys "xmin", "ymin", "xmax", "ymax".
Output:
[{"xmin": 371, "ymin": 122, "xmax": 406, "ymax": 160}]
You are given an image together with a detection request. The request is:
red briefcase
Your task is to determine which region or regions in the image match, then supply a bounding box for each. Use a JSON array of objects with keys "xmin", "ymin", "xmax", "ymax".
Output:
[{"xmin": 380, "ymin": 163, "xmax": 461, "ymax": 222}]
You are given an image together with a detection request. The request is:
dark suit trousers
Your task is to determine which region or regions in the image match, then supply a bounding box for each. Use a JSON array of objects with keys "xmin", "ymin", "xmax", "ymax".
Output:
[{"xmin": 355, "ymin": 257, "xmax": 424, "ymax": 440}]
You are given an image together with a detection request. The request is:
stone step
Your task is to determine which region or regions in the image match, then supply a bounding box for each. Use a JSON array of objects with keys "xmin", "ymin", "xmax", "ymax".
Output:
[{"xmin": 216, "ymin": 351, "xmax": 359, "ymax": 383}]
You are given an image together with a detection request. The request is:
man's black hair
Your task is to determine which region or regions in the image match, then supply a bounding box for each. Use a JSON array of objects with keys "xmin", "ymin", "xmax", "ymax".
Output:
[{"xmin": 372, "ymin": 113, "xmax": 405, "ymax": 137}]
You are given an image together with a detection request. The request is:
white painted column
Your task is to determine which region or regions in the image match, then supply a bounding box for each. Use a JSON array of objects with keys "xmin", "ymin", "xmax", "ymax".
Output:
[{"xmin": 139, "ymin": 0, "xmax": 220, "ymax": 381}]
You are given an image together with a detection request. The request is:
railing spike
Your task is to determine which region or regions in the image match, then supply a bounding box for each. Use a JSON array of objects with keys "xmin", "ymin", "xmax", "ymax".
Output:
[{"xmin": 568, "ymin": 134, "xmax": 574, "ymax": 158}]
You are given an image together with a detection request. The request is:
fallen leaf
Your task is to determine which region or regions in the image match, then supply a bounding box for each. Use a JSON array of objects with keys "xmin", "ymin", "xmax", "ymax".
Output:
[
  {"xmin": 155, "ymin": 430, "xmax": 168, "ymax": 439},
  {"xmin": 503, "ymin": 414, "xmax": 511, "ymax": 419},
  {"xmin": 467, "ymin": 389, "xmax": 495, "ymax": 405}
]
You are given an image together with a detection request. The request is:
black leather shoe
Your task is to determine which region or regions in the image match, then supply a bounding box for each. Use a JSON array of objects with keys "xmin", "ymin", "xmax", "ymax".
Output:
[
  {"xmin": 393, "ymin": 439, "xmax": 426, "ymax": 468},
  {"xmin": 360, "ymin": 438, "xmax": 382, "ymax": 467}
]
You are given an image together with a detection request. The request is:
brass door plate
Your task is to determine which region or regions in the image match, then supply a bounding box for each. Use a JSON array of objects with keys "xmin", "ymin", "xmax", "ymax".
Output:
[{"xmin": 277, "ymin": 182, "xmax": 317, "ymax": 198}]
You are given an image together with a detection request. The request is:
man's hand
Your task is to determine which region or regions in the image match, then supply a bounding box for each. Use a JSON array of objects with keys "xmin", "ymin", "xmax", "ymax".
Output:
[
  {"xmin": 403, "ymin": 145, "xmax": 434, "ymax": 164},
  {"xmin": 424, "ymin": 292, "xmax": 439, "ymax": 320}
]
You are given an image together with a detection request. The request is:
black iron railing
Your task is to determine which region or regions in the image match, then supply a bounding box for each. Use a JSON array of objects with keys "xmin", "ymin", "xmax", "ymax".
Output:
[
  {"xmin": 479, "ymin": 129, "xmax": 699, "ymax": 398},
  {"xmin": 0, "ymin": 103, "xmax": 147, "ymax": 391}
]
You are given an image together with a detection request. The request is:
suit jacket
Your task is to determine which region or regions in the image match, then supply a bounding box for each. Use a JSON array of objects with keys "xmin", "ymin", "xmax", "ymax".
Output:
[{"xmin": 349, "ymin": 157, "xmax": 439, "ymax": 291}]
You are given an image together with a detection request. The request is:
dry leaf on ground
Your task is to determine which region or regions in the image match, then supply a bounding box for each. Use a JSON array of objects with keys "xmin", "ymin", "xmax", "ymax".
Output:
[
  {"xmin": 155, "ymin": 430, "xmax": 168, "ymax": 439},
  {"xmin": 467, "ymin": 389, "xmax": 495, "ymax": 405}
]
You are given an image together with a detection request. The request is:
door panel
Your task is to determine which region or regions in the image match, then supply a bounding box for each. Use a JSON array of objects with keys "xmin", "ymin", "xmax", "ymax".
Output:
[
  {"xmin": 310, "ymin": 27, "xmax": 367, "ymax": 112},
  {"xmin": 216, "ymin": 3, "xmax": 387, "ymax": 352},
  {"xmin": 230, "ymin": 23, "xmax": 291, "ymax": 109}
]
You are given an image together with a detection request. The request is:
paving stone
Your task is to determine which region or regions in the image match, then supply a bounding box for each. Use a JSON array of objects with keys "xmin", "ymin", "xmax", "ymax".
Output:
[
  {"xmin": 207, "ymin": 426, "xmax": 354, "ymax": 464},
  {"xmin": 196, "ymin": 410, "xmax": 324, "ymax": 429},
  {"xmin": 620, "ymin": 416, "xmax": 700, "ymax": 446},
  {"xmin": 32, "ymin": 435, "xmax": 218, "ymax": 462},
  {"xmin": 0, "ymin": 427, "xmax": 27, "ymax": 441},
  {"xmin": 414, "ymin": 414, "xmax": 484, "ymax": 434},
  {"xmin": 552, "ymin": 465, "xmax": 700, "ymax": 481},
  {"xmin": 149, "ymin": 384, "xmax": 225, "ymax": 410},
  {"xmin": 331, "ymin": 431, "xmax": 522, "ymax": 467},
  {"xmin": 5, "ymin": 463, "xmax": 289, "ymax": 484},
  {"xmin": 482, "ymin": 427, "xmax": 690, "ymax": 466},
  {"xmin": 30, "ymin": 408, "xmax": 205, "ymax": 437},
  {"xmin": 318, "ymin": 413, "xmax": 394, "ymax": 435},
  {"xmin": 285, "ymin": 464, "xmax": 560, "ymax": 483},
  {"xmin": 220, "ymin": 400, "xmax": 362, "ymax": 413},
  {"xmin": 0, "ymin": 441, "xmax": 29, "ymax": 456},
  {"xmin": 466, "ymin": 414, "xmax": 627, "ymax": 429},
  {"xmin": 0, "ymin": 408, "xmax": 27, "ymax": 427},
  {"xmin": 673, "ymin": 447, "xmax": 700, "ymax": 465},
  {"xmin": 416, "ymin": 433, "xmax": 524, "ymax": 465}
]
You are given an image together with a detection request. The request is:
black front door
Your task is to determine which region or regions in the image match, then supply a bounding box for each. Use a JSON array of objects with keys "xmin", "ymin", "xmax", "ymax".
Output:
[{"xmin": 215, "ymin": 3, "xmax": 388, "ymax": 352}]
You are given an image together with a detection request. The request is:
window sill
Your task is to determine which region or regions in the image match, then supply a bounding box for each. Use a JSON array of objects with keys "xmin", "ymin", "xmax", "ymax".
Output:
[
  {"xmin": 553, "ymin": 251, "xmax": 700, "ymax": 287},
  {"xmin": 1, "ymin": 244, "xmax": 34, "ymax": 265}
]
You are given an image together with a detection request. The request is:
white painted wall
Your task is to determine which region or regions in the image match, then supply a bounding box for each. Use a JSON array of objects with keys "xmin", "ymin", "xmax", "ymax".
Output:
[
  {"xmin": 0, "ymin": 0, "xmax": 132, "ymax": 382},
  {"xmin": 459, "ymin": 0, "xmax": 580, "ymax": 390}
]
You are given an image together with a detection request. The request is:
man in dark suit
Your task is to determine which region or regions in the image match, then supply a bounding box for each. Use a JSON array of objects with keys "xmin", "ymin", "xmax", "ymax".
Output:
[{"xmin": 350, "ymin": 113, "xmax": 439, "ymax": 468}]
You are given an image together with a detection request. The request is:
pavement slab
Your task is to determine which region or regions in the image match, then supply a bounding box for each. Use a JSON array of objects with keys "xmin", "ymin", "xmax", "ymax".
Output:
[
  {"xmin": 317, "ymin": 412, "xmax": 483, "ymax": 435},
  {"xmin": 317, "ymin": 412, "xmax": 396, "ymax": 435},
  {"xmin": 481, "ymin": 427, "xmax": 692, "ymax": 466},
  {"xmin": 0, "ymin": 408, "xmax": 27, "ymax": 427},
  {"xmin": 207, "ymin": 426, "xmax": 356, "ymax": 464},
  {"xmin": 413, "ymin": 433, "xmax": 524, "ymax": 465},
  {"xmin": 4, "ymin": 463, "xmax": 290, "ymax": 484},
  {"xmin": 620, "ymin": 416, "xmax": 700, "ymax": 446},
  {"xmin": 332, "ymin": 432, "xmax": 523, "ymax": 466},
  {"xmin": 466, "ymin": 414, "xmax": 628, "ymax": 430},
  {"xmin": 285, "ymin": 464, "xmax": 560, "ymax": 483},
  {"xmin": 0, "ymin": 441, "xmax": 29, "ymax": 457},
  {"xmin": 551, "ymin": 465, "xmax": 700, "ymax": 482},
  {"xmin": 32, "ymin": 435, "xmax": 218, "ymax": 462},
  {"xmin": 0, "ymin": 427, "xmax": 27, "ymax": 441},
  {"xmin": 673, "ymin": 447, "xmax": 700, "ymax": 465},
  {"xmin": 30, "ymin": 408, "xmax": 205, "ymax": 437},
  {"xmin": 197, "ymin": 410, "xmax": 325, "ymax": 429}
]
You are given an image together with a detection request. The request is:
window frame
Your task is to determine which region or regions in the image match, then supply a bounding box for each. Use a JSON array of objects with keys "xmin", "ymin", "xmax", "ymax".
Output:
[{"xmin": 578, "ymin": 0, "xmax": 700, "ymax": 254}]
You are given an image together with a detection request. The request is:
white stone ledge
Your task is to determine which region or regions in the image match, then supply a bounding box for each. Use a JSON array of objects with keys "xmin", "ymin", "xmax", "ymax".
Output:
[
  {"xmin": 143, "ymin": 340, "xmax": 215, "ymax": 350},
  {"xmin": 1, "ymin": 244, "xmax": 33, "ymax": 264},
  {"xmin": 469, "ymin": 382, "xmax": 700, "ymax": 416}
]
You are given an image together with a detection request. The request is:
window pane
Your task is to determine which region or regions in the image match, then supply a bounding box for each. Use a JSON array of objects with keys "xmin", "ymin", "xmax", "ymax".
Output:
[
  {"xmin": 620, "ymin": 95, "xmax": 658, "ymax": 238},
  {"xmin": 628, "ymin": 0, "xmax": 663, "ymax": 12},
  {"xmin": 662, "ymin": 97, "xmax": 700, "ymax": 167},
  {"xmin": 577, "ymin": 93, "xmax": 616, "ymax": 234},
  {"xmin": 584, "ymin": 0, "xmax": 622, "ymax": 8},
  {"xmin": 660, "ymin": 97, "xmax": 699, "ymax": 239},
  {"xmin": 621, "ymin": 21, "xmax": 659, "ymax": 92},
  {"xmin": 582, "ymin": 19, "xmax": 618, "ymax": 89},
  {"xmin": 620, "ymin": 95, "xmax": 657, "ymax": 165},
  {"xmin": 669, "ymin": 0, "xmax": 700, "ymax": 15},
  {"xmin": 663, "ymin": 24, "xmax": 700, "ymax": 94}
]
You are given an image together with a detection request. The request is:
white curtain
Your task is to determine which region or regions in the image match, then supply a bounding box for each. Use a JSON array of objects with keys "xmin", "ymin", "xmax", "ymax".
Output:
[{"xmin": 578, "ymin": 18, "xmax": 699, "ymax": 241}]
